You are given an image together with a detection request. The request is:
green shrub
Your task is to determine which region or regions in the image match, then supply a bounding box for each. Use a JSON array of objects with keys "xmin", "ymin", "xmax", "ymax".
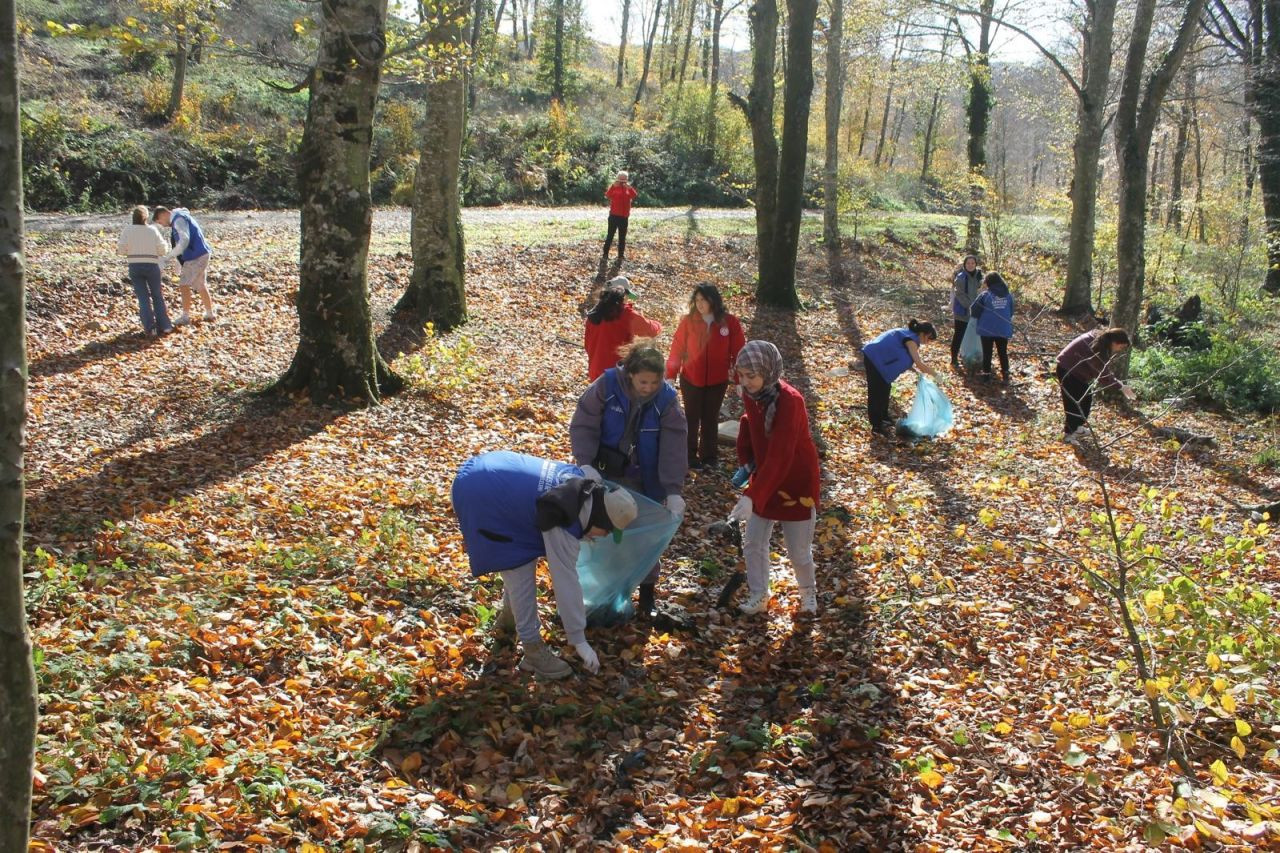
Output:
[{"xmin": 1130, "ymin": 332, "xmax": 1280, "ymax": 414}]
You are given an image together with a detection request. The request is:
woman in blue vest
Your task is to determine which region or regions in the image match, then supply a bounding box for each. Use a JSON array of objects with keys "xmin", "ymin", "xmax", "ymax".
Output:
[
  {"xmin": 570, "ymin": 340, "xmax": 688, "ymax": 618},
  {"xmin": 969, "ymin": 272, "xmax": 1015, "ymax": 383},
  {"xmin": 861, "ymin": 319, "xmax": 939, "ymax": 436},
  {"xmin": 452, "ymin": 451, "xmax": 638, "ymax": 680},
  {"xmin": 154, "ymin": 205, "xmax": 217, "ymax": 325}
]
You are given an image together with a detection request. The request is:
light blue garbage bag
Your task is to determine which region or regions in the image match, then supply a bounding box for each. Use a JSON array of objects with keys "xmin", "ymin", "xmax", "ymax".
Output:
[
  {"xmin": 897, "ymin": 374, "xmax": 954, "ymax": 438},
  {"xmin": 577, "ymin": 487, "xmax": 680, "ymax": 627},
  {"xmin": 959, "ymin": 317, "xmax": 983, "ymax": 368}
]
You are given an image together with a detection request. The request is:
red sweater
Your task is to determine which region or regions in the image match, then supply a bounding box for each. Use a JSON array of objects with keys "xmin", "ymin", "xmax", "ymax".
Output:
[
  {"xmin": 584, "ymin": 304, "xmax": 663, "ymax": 381},
  {"xmin": 606, "ymin": 183, "xmax": 638, "ymax": 217},
  {"xmin": 666, "ymin": 312, "xmax": 745, "ymax": 386},
  {"xmin": 737, "ymin": 380, "xmax": 821, "ymax": 521}
]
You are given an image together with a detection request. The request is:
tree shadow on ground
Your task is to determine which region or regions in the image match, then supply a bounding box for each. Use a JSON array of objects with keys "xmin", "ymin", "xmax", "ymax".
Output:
[
  {"xmin": 957, "ymin": 373, "xmax": 1037, "ymax": 423},
  {"xmin": 25, "ymin": 392, "xmax": 340, "ymax": 545},
  {"xmin": 29, "ymin": 330, "xmax": 160, "ymax": 379}
]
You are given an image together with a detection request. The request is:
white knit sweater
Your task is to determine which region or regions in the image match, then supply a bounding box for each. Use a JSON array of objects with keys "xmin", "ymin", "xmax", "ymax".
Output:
[{"xmin": 116, "ymin": 224, "xmax": 169, "ymax": 265}]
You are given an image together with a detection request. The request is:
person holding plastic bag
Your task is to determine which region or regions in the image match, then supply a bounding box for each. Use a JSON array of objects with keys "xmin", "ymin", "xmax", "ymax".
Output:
[
  {"xmin": 969, "ymin": 272, "xmax": 1015, "ymax": 383},
  {"xmin": 571, "ymin": 340, "xmax": 688, "ymax": 617},
  {"xmin": 452, "ymin": 451, "xmax": 638, "ymax": 680},
  {"xmin": 1055, "ymin": 327, "xmax": 1137, "ymax": 446},
  {"xmin": 860, "ymin": 319, "xmax": 939, "ymax": 437},
  {"xmin": 950, "ymin": 254, "xmax": 983, "ymax": 369},
  {"xmin": 726, "ymin": 341, "xmax": 822, "ymax": 616}
]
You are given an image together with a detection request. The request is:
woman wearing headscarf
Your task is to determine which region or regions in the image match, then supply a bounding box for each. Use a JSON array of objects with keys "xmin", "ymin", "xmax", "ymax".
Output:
[{"xmin": 726, "ymin": 341, "xmax": 822, "ymax": 616}]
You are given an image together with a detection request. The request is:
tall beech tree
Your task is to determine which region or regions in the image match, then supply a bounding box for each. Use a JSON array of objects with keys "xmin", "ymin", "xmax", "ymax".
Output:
[
  {"xmin": 823, "ymin": 0, "xmax": 844, "ymax": 248},
  {"xmin": 273, "ymin": 0, "xmax": 402, "ymax": 404},
  {"xmin": 397, "ymin": 0, "xmax": 468, "ymax": 329},
  {"xmin": 0, "ymin": 0, "xmax": 37, "ymax": 847},
  {"xmin": 732, "ymin": 0, "xmax": 819, "ymax": 308},
  {"xmin": 1111, "ymin": 0, "xmax": 1207, "ymax": 338}
]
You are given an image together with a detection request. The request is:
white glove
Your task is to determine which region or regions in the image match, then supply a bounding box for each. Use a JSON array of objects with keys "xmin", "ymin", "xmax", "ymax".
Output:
[
  {"xmin": 665, "ymin": 494, "xmax": 685, "ymax": 519},
  {"xmin": 1121, "ymin": 385, "xmax": 1137, "ymax": 402},
  {"xmin": 574, "ymin": 641, "xmax": 600, "ymax": 674},
  {"xmin": 728, "ymin": 495, "xmax": 753, "ymax": 523},
  {"xmin": 580, "ymin": 465, "xmax": 603, "ymax": 483}
]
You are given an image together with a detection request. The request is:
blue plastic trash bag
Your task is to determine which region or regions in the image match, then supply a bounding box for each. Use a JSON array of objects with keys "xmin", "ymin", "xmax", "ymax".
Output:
[
  {"xmin": 578, "ymin": 487, "xmax": 680, "ymax": 626},
  {"xmin": 959, "ymin": 317, "xmax": 983, "ymax": 368},
  {"xmin": 897, "ymin": 374, "xmax": 954, "ymax": 438}
]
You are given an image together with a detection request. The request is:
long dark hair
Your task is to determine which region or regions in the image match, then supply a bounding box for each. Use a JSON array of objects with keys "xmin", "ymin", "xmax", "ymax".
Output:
[
  {"xmin": 586, "ymin": 285, "xmax": 626, "ymax": 325},
  {"xmin": 907, "ymin": 318, "xmax": 937, "ymax": 341},
  {"xmin": 687, "ymin": 282, "xmax": 727, "ymax": 322},
  {"xmin": 618, "ymin": 338, "xmax": 665, "ymax": 375},
  {"xmin": 1092, "ymin": 327, "xmax": 1132, "ymax": 355}
]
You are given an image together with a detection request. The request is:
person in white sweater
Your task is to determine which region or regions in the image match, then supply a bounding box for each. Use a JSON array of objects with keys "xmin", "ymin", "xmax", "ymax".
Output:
[{"xmin": 115, "ymin": 205, "xmax": 173, "ymax": 335}]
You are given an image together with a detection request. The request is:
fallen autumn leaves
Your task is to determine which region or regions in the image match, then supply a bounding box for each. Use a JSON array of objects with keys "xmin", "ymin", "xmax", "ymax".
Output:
[{"xmin": 22, "ymin": 214, "xmax": 1280, "ymax": 850}]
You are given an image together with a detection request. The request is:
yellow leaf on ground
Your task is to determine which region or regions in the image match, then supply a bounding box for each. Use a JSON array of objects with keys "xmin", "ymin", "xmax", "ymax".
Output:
[
  {"xmin": 1210, "ymin": 759, "xmax": 1229, "ymax": 785},
  {"xmin": 918, "ymin": 769, "xmax": 943, "ymax": 789}
]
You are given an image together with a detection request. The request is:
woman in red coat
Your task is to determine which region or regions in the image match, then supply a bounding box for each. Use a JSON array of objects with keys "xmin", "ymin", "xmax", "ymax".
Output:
[
  {"xmin": 666, "ymin": 283, "xmax": 745, "ymax": 468},
  {"xmin": 727, "ymin": 340, "xmax": 821, "ymax": 616},
  {"xmin": 584, "ymin": 277, "xmax": 663, "ymax": 381}
]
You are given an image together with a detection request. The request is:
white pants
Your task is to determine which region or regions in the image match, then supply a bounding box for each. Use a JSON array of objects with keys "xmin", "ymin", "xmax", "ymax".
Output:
[{"xmin": 743, "ymin": 510, "xmax": 817, "ymax": 596}]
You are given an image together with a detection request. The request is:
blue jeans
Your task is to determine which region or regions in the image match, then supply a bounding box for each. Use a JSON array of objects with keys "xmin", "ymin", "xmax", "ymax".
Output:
[{"xmin": 128, "ymin": 263, "xmax": 171, "ymax": 333}]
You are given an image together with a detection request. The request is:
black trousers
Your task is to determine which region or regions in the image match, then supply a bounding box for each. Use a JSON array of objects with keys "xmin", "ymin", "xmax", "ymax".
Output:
[
  {"xmin": 950, "ymin": 318, "xmax": 968, "ymax": 363},
  {"xmin": 1056, "ymin": 366, "xmax": 1093, "ymax": 435},
  {"xmin": 680, "ymin": 377, "xmax": 728, "ymax": 464},
  {"xmin": 981, "ymin": 336, "xmax": 1009, "ymax": 378},
  {"xmin": 603, "ymin": 214, "xmax": 630, "ymax": 259},
  {"xmin": 865, "ymin": 358, "xmax": 892, "ymax": 427}
]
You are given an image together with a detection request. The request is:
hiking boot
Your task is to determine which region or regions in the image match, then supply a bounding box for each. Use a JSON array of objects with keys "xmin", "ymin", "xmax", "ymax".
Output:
[
  {"xmin": 636, "ymin": 583, "xmax": 656, "ymax": 619},
  {"xmin": 798, "ymin": 587, "xmax": 818, "ymax": 614},
  {"xmin": 739, "ymin": 588, "xmax": 770, "ymax": 615},
  {"xmin": 518, "ymin": 640, "xmax": 572, "ymax": 680},
  {"xmin": 494, "ymin": 597, "xmax": 515, "ymax": 634}
]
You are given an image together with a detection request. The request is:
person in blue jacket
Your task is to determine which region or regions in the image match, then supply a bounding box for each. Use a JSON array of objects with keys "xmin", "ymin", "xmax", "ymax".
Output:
[
  {"xmin": 570, "ymin": 339, "xmax": 688, "ymax": 618},
  {"xmin": 452, "ymin": 451, "xmax": 638, "ymax": 680},
  {"xmin": 861, "ymin": 319, "xmax": 939, "ymax": 436},
  {"xmin": 969, "ymin": 272, "xmax": 1014, "ymax": 383}
]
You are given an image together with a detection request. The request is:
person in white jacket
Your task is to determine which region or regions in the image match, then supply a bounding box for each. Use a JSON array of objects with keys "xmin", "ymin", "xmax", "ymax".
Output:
[{"xmin": 115, "ymin": 205, "xmax": 173, "ymax": 335}]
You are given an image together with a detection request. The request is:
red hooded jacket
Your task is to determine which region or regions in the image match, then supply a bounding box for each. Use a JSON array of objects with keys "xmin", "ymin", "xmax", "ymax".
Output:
[
  {"xmin": 736, "ymin": 380, "xmax": 821, "ymax": 521},
  {"xmin": 665, "ymin": 312, "xmax": 745, "ymax": 386},
  {"xmin": 584, "ymin": 303, "xmax": 662, "ymax": 381}
]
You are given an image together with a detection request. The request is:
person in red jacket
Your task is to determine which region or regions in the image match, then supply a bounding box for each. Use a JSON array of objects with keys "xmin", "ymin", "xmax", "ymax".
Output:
[
  {"xmin": 666, "ymin": 283, "xmax": 745, "ymax": 468},
  {"xmin": 602, "ymin": 170, "xmax": 638, "ymax": 268},
  {"xmin": 726, "ymin": 340, "xmax": 821, "ymax": 616},
  {"xmin": 584, "ymin": 277, "xmax": 663, "ymax": 381}
]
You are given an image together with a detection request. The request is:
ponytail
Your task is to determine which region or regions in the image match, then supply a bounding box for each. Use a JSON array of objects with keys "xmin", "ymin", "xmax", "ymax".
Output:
[{"xmin": 907, "ymin": 319, "xmax": 937, "ymax": 340}]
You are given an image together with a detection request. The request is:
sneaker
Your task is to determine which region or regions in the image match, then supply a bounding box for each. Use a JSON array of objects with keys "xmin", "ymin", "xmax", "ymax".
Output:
[
  {"xmin": 739, "ymin": 588, "xmax": 771, "ymax": 615},
  {"xmin": 494, "ymin": 598, "xmax": 515, "ymax": 634},
  {"xmin": 518, "ymin": 640, "xmax": 572, "ymax": 680},
  {"xmin": 799, "ymin": 587, "xmax": 818, "ymax": 614},
  {"xmin": 1063, "ymin": 431, "xmax": 1082, "ymax": 447},
  {"xmin": 173, "ymin": 313, "xmax": 191, "ymax": 327},
  {"xmin": 202, "ymin": 310, "xmax": 217, "ymax": 323}
]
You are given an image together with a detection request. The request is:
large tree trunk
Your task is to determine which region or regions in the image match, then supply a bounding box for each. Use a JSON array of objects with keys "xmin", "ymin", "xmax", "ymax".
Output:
[
  {"xmin": 705, "ymin": 0, "xmax": 725, "ymax": 159},
  {"xmin": 1112, "ymin": 0, "xmax": 1206, "ymax": 338},
  {"xmin": 551, "ymin": 0, "xmax": 565, "ymax": 101},
  {"xmin": 0, "ymin": 2, "xmax": 36, "ymax": 848},
  {"xmin": 273, "ymin": 0, "xmax": 401, "ymax": 405},
  {"xmin": 964, "ymin": 0, "xmax": 995, "ymax": 254},
  {"xmin": 398, "ymin": 1, "xmax": 468, "ymax": 330},
  {"xmin": 731, "ymin": 0, "xmax": 779, "ymax": 287},
  {"xmin": 822, "ymin": 0, "xmax": 843, "ymax": 247},
  {"xmin": 1061, "ymin": 0, "xmax": 1118, "ymax": 315},
  {"xmin": 616, "ymin": 0, "xmax": 631, "ymax": 87},
  {"xmin": 761, "ymin": 0, "xmax": 817, "ymax": 308},
  {"xmin": 165, "ymin": 32, "xmax": 188, "ymax": 119}
]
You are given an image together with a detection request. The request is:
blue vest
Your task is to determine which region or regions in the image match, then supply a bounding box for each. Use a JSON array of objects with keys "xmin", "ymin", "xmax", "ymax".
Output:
[
  {"xmin": 974, "ymin": 291, "xmax": 1014, "ymax": 339},
  {"xmin": 451, "ymin": 451, "xmax": 585, "ymax": 577},
  {"xmin": 862, "ymin": 328, "xmax": 921, "ymax": 383},
  {"xmin": 599, "ymin": 368, "xmax": 675, "ymax": 500},
  {"xmin": 171, "ymin": 209, "xmax": 210, "ymax": 263}
]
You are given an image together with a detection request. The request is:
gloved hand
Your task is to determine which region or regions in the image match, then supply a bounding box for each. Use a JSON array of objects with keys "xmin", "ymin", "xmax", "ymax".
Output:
[
  {"xmin": 665, "ymin": 494, "xmax": 685, "ymax": 519},
  {"xmin": 728, "ymin": 495, "xmax": 753, "ymax": 523},
  {"xmin": 580, "ymin": 464, "xmax": 603, "ymax": 483},
  {"xmin": 574, "ymin": 641, "xmax": 600, "ymax": 674}
]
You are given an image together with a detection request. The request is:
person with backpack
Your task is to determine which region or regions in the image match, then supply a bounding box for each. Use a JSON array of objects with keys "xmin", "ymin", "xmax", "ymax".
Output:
[
  {"xmin": 154, "ymin": 205, "xmax": 217, "ymax": 325},
  {"xmin": 666, "ymin": 283, "xmax": 745, "ymax": 469},
  {"xmin": 584, "ymin": 277, "xmax": 663, "ymax": 381},
  {"xmin": 571, "ymin": 340, "xmax": 688, "ymax": 618},
  {"xmin": 452, "ymin": 451, "xmax": 638, "ymax": 680},
  {"xmin": 726, "ymin": 341, "xmax": 822, "ymax": 616},
  {"xmin": 1055, "ymin": 328, "xmax": 1137, "ymax": 445},
  {"xmin": 950, "ymin": 254, "xmax": 983, "ymax": 369},
  {"xmin": 860, "ymin": 320, "xmax": 939, "ymax": 436},
  {"xmin": 969, "ymin": 272, "xmax": 1015, "ymax": 383}
]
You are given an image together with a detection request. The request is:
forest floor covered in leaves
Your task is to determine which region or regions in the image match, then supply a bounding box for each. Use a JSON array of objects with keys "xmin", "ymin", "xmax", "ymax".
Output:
[{"xmin": 22, "ymin": 210, "xmax": 1280, "ymax": 850}]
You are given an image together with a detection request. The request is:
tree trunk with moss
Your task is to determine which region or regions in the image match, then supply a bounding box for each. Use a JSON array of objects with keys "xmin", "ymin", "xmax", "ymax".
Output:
[
  {"xmin": 0, "ymin": 2, "xmax": 36, "ymax": 849},
  {"xmin": 273, "ymin": 0, "xmax": 402, "ymax": 404},
  {"xmin": 397, "ymin": 1, "xmax": 467, "ymax": 330}
]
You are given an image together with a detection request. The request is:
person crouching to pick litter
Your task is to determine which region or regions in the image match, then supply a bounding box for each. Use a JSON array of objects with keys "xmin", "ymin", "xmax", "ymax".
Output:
[
  {"xmin": 860, "ymin": 319, "xmax": 939, "ymax": 438},
  {"xmin": 726, "ymin": 340, "xmax": 822, "ymax": 616},
  {"xmin": 451, "ymin": 451, "xmax": 638, "ymax": 680}
]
